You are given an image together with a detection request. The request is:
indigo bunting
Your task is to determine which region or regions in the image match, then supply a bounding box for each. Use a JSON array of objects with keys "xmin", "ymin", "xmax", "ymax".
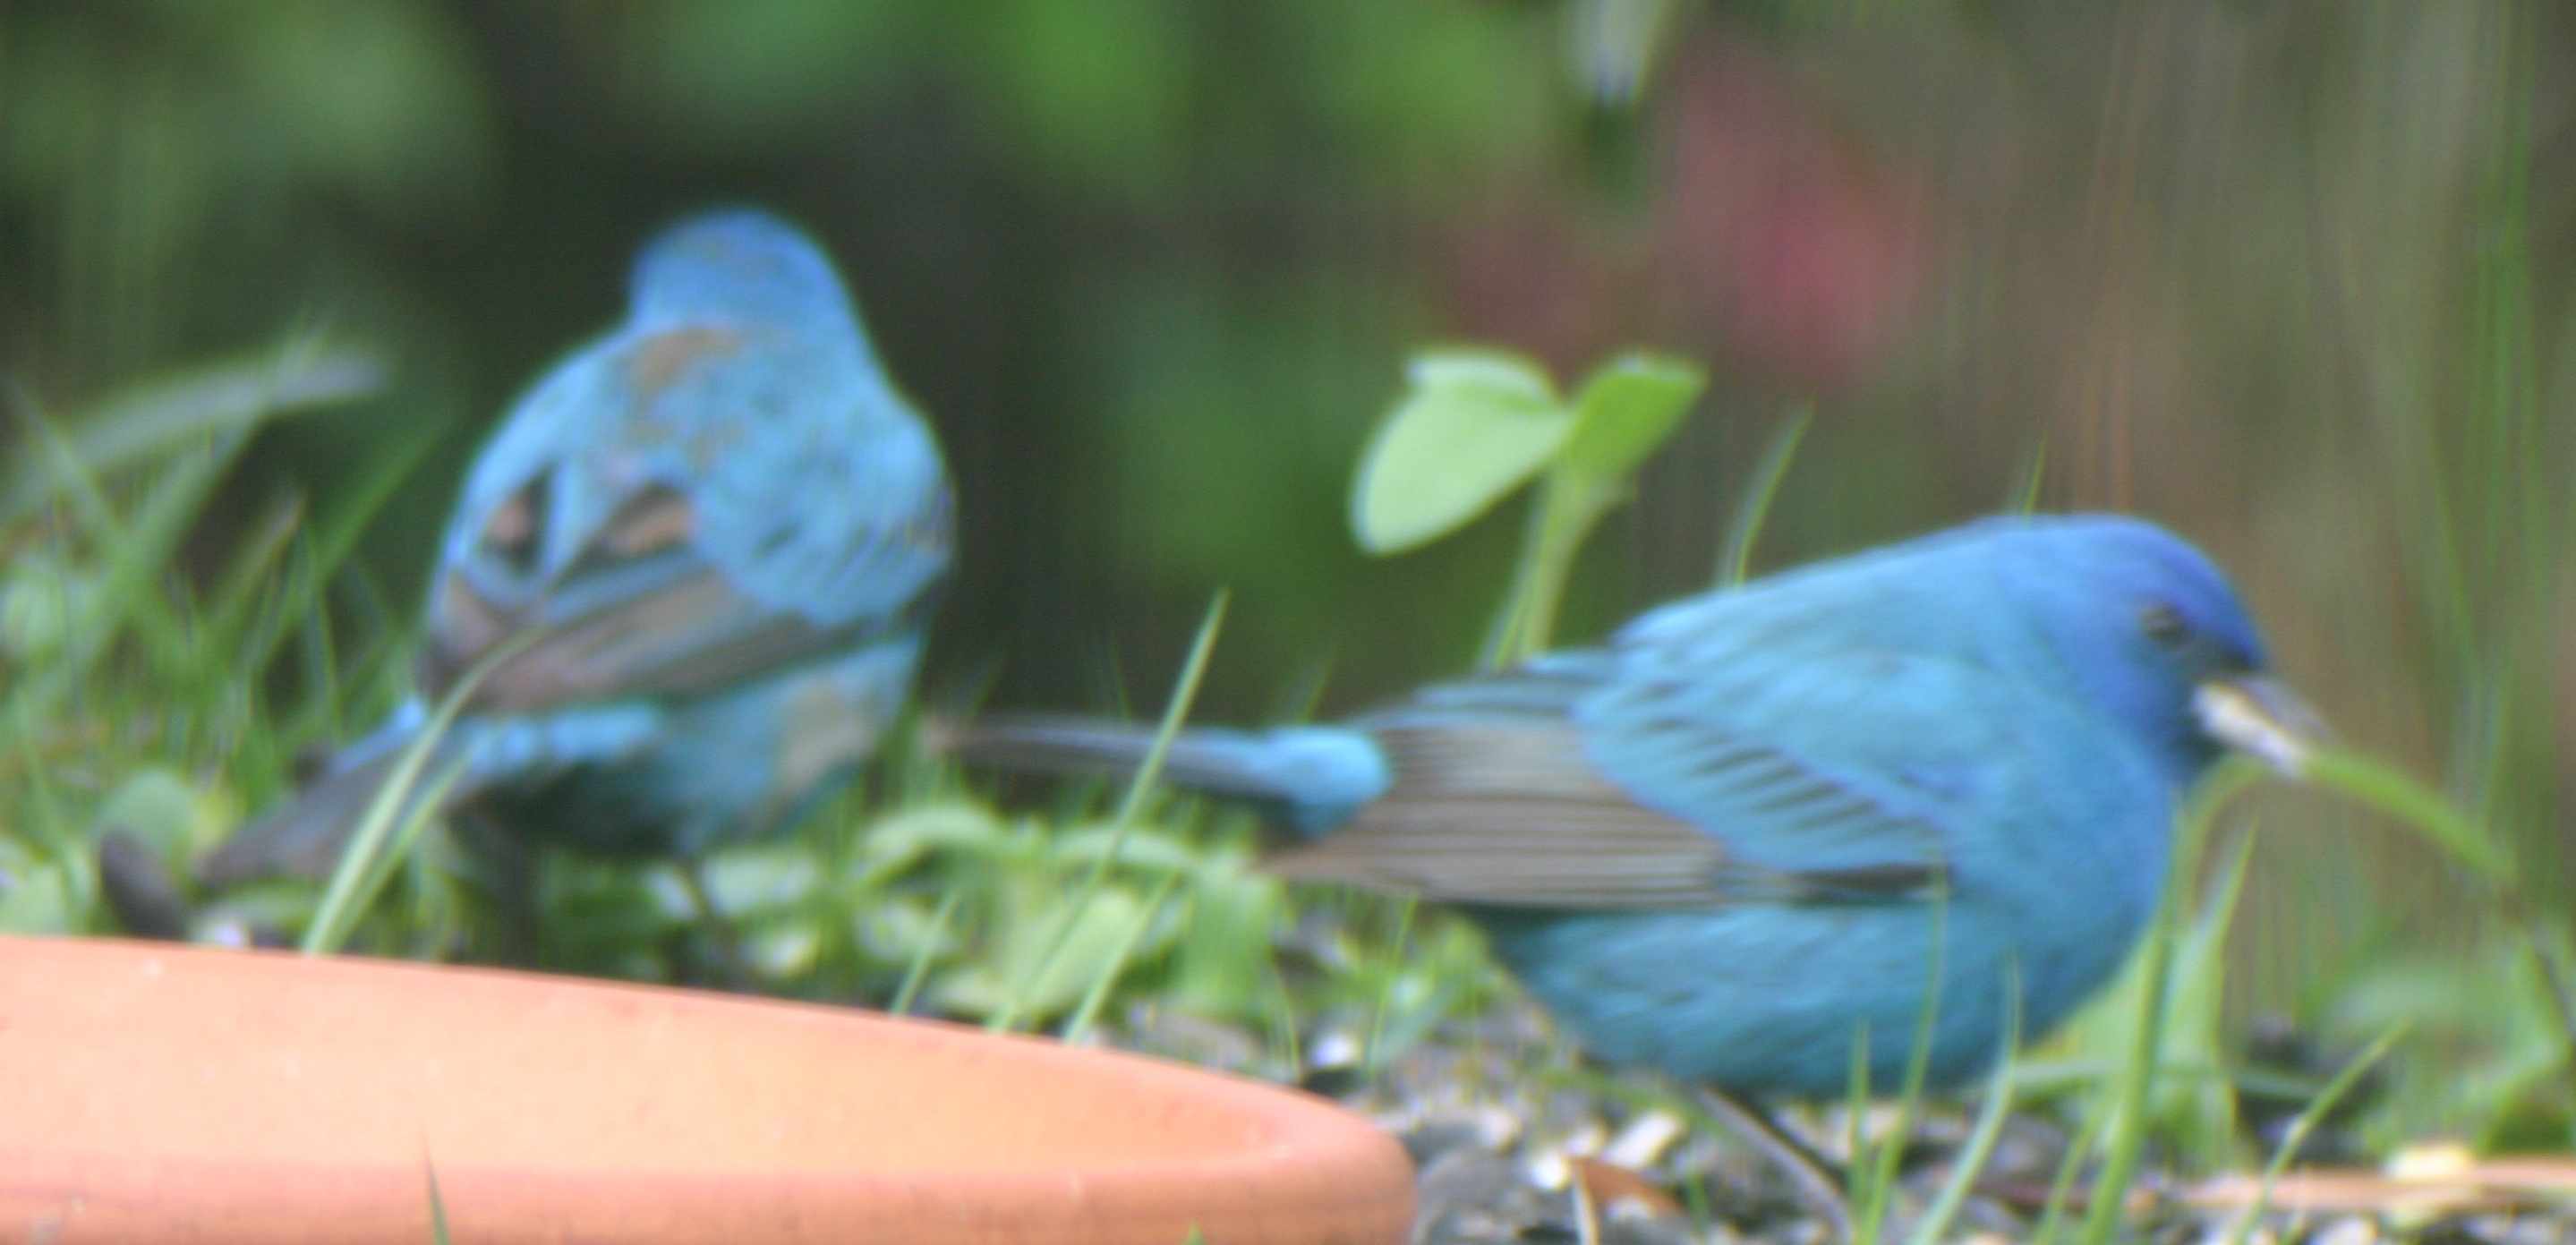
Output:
[
  {"xmin": 951, "ymin": 515, "xmax": 2318, "ymax": 1096},
  {"xmin": 200, "ymin": 209, "xmax": 951, "ymax": 886}
]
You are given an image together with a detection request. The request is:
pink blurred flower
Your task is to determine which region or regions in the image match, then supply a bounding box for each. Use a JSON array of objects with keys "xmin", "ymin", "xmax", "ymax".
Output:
[{"xmin": 1657, "ymin": 42, "xmax": 1923, "ymax": 390}]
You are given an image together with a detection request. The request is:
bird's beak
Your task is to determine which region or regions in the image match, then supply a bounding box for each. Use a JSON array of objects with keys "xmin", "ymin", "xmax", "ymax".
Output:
[{"xmin": 2193, "ymin": 675, "xmax": 2328, "ymax": 776}]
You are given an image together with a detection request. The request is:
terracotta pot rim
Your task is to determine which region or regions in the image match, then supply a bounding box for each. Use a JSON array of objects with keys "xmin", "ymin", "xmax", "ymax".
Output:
[
  {"xmin": 0, "ymin": 934, "xmax": 1417, "ymax": 1244},
  {"xmin": 81, "ymin": 939, "xmax": 1355, "ymax": 1176}
]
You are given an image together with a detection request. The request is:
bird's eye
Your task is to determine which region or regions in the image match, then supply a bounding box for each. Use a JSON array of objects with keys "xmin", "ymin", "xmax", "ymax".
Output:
[{"xmin": 2138, "ymin": 601, "xmax": 2189, "ymax": 646}]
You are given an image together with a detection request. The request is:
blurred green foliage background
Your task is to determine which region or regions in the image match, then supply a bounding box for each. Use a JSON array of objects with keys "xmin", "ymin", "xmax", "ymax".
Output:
[{"xmin": 5, "ymin": 0, "xmax": 2574, "ymax": 1140}]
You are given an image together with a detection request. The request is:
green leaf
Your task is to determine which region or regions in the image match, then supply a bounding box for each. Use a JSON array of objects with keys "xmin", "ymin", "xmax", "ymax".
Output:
[
  {"xmin": 1558, "ymin": 351, "xmax": 1707, "ymax": 481},
  {"xmin": 860, "ymin": 801, "xmax": 1016, "ymax": 871},
  {"xmin": 989, "ymin": 591, "xmax": 1226, "ymax": 1033},
  {"xmin": 698, "ymin": 846, "xmax": 826, "ymax": 917},
  {"xmin": 1052, "ymin": 823, "xmax": 1203, "ymax": 874},
  {"xmin": 861, "ymin": 894, "xmax": 965, "ymax": 968},
  {"xmin": 1404, "ymin": 350, "xmax": 1559, "ymax": 404},
  {"xmin": 92, "ymin": 768, "xmax": 220, "ymax": 863},
  {"xmin": 1060, "ymin": 868, "xmax": 1183, "ymax": 1042},
  {"xmin": 945, "ymin": 883, "xmax": 1151, "ymax": 1020},
  {"xmin": 2300, "ymin": 747, "xmax": 2514, "ymax": 881},
  {"xmin": 2, "ymin": 338, "xmax": 385, "ymax": 527},
  {"xmin": 0, "ymin": 862, "xmax": 77, "ymax": 934},
  {"xmin": 744, "ymin": 921, "xmax": 827, "ymax": 981},
  {"xmin": 1350, "ymin": 350, "xmax": 1569, "ymax": 555},
  {"xmin": 1167, "ymin": 870, "xmax": 1287, "ymax": 1016},
  {"xmin": 0, "ymin": 554, "xmax": 95, "ymax": 662}
]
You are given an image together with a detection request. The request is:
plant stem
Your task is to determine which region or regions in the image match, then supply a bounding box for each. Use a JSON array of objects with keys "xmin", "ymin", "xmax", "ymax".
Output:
[{"xmin": 1487, "ymin": 470, "xmax": 1619, "ymax": 668}]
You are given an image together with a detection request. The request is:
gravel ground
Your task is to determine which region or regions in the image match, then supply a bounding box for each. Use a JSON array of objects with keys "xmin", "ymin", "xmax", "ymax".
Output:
[
  {"xmin": 95, "ymin": 838, "xmax": 2576, "ymax": 1241},
  {"xmin": 1109, "ymin": 996, "xmax": 2576, "ymax": 1245}
]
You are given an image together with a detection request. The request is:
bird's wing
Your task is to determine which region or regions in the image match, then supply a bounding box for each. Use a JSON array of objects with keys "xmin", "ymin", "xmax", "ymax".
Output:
[
  {"xmin": 1267, "ymin": 642, "xmax": 2136, "ymax": 911},
  {"xmin": 419, "ymin": 324, "xmax": 951, "ymax": 713}
]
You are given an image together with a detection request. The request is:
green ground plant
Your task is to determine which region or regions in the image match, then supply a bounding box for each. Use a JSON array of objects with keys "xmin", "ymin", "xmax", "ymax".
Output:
[{"xmin": 0, "ymin": 323, "xmax": 2564, "ymax": 1240}]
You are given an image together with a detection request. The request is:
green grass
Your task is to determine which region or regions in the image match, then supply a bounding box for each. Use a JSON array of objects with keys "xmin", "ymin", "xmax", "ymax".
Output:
[
  {"xmin": 2222, "ymin": 1023, "xmax": 2408, "ymax": 1245},
  {"xmin": 5, "ymin": 321, "xmax": 2569, "ymax": 1244},
  {"xmin": 9, "ymin": 4, "xmax": 2573, "ymax": 1241},
  {"xmin": 994, "ymin": 590, "xmax": 1228, "ymax": 1036}
]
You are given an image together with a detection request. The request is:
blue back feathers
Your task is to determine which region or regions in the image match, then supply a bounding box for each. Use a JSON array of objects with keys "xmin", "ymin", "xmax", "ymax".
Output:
[
  {"xmin": 951, "ymin": 512, "xmax": 2288, "ymax": 1095},
  {"xmin": 202, "ymin": 208, "xmax": 951, "ymax": 881}
]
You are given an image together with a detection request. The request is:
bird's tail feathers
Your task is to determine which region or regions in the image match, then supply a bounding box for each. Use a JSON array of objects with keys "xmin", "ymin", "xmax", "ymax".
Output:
[
  {"xmin": 194, "ymin": 734, "xmax": 482, "ymax": 888},
  {"xmin": 934, "ymin": 713, "xmax": 1388, "ymax": 832},
  {"xmin": 98, "ymin": 831, "xmax": 193, "ymax": 939}
]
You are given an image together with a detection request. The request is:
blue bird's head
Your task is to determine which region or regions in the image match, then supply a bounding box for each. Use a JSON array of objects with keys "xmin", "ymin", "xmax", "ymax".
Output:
[
  {"xmin": 1982, "ymin": 515, "xmax": 2323, "ymax": 788},
  {"xmin": 627, "ymin": 209, "xmax": 869, "ymax": 347}
]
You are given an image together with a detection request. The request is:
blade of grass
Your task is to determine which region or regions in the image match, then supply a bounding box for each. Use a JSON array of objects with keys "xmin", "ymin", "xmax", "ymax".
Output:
[
  {"xmin": 2162, "ymin": 827, "xmax": 2258, "ymax": 1166},
  {"xmin": 2007, "ymin": 438, "xmax": 2048, "ymax": 515},
  {"xmin": 1681, "ymin": 1171, "xmax": 1714, "ymax": 1241},
  {"xmin": 2010, "ymin": 1060, "xmax": 2323, "ymax": 1100},
  {"xmin": 6, "ymin": 699, "xmax": 78, "ymax": 862},
  {"xmin": 0, "ymin": 337, "xmax": 386, "ymax": 526},
  {"xmin": 890, "ymin": 890, "xmax": 963, "ymax": 1017},
  {"xmin": 222, "ymin": 416, "xmax": 436, "ymax": 671},
  {"xmin": 422, "ymin": 1152, "xmax": 452, "ymax": 1245},
  {"xmin": 2028, "ymin": 1095, "xmax": 2112, "ymax": 1245},
  {"xmin": 1855, "ymin": 890, "xmax": 1948, "ymax": 1241},
  {"xmin": 282, "ymin": 571, "xmax": 415, "ymax": 747},
  {"xmin": 1361, "ymin": 895, "xmax": 1420, "ymax": 1075},
  {"xmin": 2221, "ymin": 1022, "xmax": 2409, "ymax": 1245},
  {"xmin": 0, "ymin": 414, "xmax": 252, "ymax": 736},
  {"xmin": 2298, "ymin": 746, "xmax": 2576, "ymax": 1080},
  {"xmin": 988, "ymin": 591, "xmax": 1227, "ymax": 1032},
  {"xmin": 1262, "ymin": 952, "xmax": 1305, "ymax": 1078},
  {"xmin": 302, "ymin": 747, "xmax": 467, "ymax": 956},
  {"xmin": 209, "ymin": 490, "xmax": 303, "ymax": 606},
  {"xmin": 1543, "ymin": 1062, "xmax": 1845, "ymax": 1238},
  {"xmin": 324, "ymin": 755, "xmax": 469, "ymax": 952},
  {"xmin": 1059, "ymin": 867, "xmax": 1185, "ymax": 1042},
  {"xmin": 1846, "ymin": 1018, "xmax": 1871, "ymax": 1176},
  {"xmin": 2074, "ymin": 889, "xmax": 2176, "ymax": 1245},
  {"xmin": 2299, "ymin": 748, "xmax": 2512, "ymax": 882},
  {"xmin": 1718, "ymin": 405, "xmax": 1810, "ymax": 586},
  {"xmin": 1906, "ymin": 965, "xmax": 2022, "ymax": 1245},
  {"xmin": 301, "ymin": 635, "xmax": 533, "ymax": 955},
  {"xmin": 2075, "ymin": 759, "xmax": 2263, "ymax": 1245},
  {"xmin": 204, "ymin": 490, "xmax": 308, "ymax": 656}
]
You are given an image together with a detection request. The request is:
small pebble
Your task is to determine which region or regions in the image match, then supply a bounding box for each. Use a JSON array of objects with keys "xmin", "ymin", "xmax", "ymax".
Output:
[
  {"xmin": 1602, "ymin": 1109, "xmax": 1685, "ymax": 1170},
  {"xmin": 1557, "ymin": 1120, "xmax": 1611, "ymax": 1158},
  {"xmin": 1525, "ymin": 1149, "xmax": 1571, "ymax": 1191},
  {"xmin": 199, "ymin": 917, "xmax": 259, "ymax": 950},
  {"xmin": 1308, "ymin": 1027, "xmax": 1362, "ymax": 1070},
  {"xmin": 1096, "ymin": 942, "xmax": 2572, "ymax": 1244},
  {"xmin": 2389, "ymin": 1140, "xmax": 2478, "ymax": 1181}
]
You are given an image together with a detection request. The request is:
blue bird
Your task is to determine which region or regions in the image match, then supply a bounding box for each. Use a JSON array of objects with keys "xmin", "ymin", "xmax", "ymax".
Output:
[
  {"xmin": 200, "ymin": 209, "xmax": 951, "ymax": 888},
  {"xmin": 950, "ymin": 515, "xmax": 2318, "ymax": 1098}
]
